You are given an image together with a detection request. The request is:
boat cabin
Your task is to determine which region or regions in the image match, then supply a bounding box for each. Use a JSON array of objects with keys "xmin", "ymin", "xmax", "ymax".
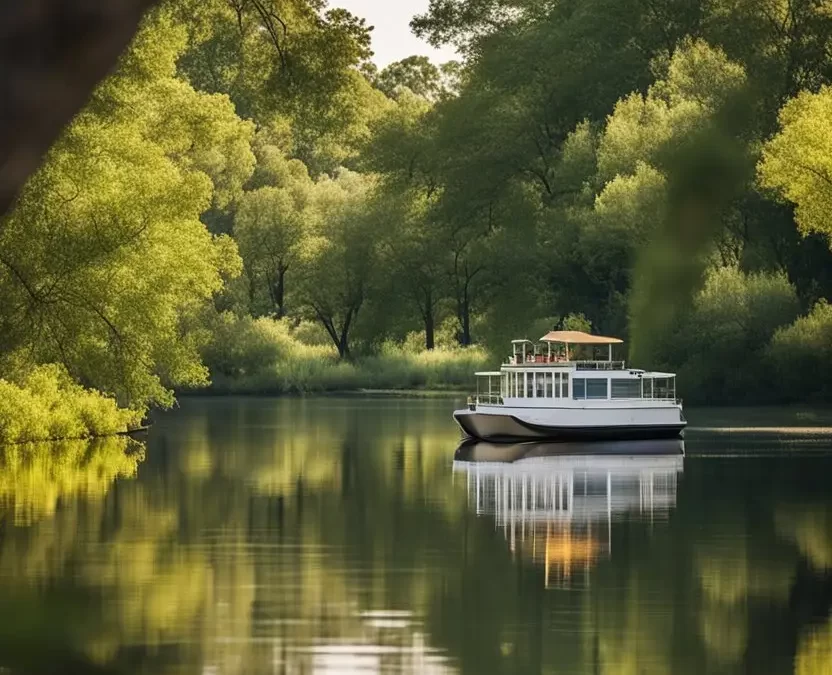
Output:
[{"xmin": 474, "ymin": 331, "xmax": 677, "ymax": 406}]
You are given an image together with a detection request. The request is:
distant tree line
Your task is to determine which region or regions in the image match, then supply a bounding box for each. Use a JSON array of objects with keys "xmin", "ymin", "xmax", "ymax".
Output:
[{"xmin": 3, "ymin": 0, "xmax": 832, "ymax": 425}]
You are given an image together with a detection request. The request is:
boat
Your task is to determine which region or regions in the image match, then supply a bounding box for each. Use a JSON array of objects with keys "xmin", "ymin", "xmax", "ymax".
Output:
[{"xmin": 453, "ymin": 330, "xmax": 686, "ymax": 442}]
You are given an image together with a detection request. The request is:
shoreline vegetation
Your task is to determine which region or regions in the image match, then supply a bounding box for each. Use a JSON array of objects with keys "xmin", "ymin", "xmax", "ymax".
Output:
[
  {"xmin": 4, "ymin": 2, "xmax": 832, "ymax": 443},
  {"xmin": 197, "ymin": 314, "xmax": 490, "ymax": 396}
]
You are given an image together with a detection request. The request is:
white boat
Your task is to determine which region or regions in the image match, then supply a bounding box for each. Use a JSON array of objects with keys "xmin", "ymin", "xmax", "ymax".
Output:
[{"xmin": 453, "ymin": 330, "xmax": 686, "ymax": 442}]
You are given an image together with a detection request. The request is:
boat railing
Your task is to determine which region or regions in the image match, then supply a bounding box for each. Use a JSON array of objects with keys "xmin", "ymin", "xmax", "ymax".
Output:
[
  {"xmin": 575, "ymin": 361, "xmax": 626, "ymax": 371},
  {"xmin": 469, "ymin": 394, "xmax": 503, "ymax": 408},
  {"xmin": 506, "ymin": 357, "xmax": 627, "ymax": 370}
]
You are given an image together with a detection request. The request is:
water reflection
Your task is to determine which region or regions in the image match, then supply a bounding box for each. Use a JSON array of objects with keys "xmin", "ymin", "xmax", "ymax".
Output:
[
  {"xmin": 0, "ymin": 437, "xmax": 144, "ymax": 525},
  {"xmin": 454, "ymin": 441, "xmax": 684, "ymax": 587},
  {"xmin": 1, "ymin": 399, "xmax": 832, "ymax": 674}
]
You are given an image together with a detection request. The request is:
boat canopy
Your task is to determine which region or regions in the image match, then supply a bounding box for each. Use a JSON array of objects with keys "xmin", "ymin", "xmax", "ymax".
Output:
[
  {"xmin": 475, "ymin": 371, "xmax": 503, "ymax": 377},
  {"xmin": 540, "ymin": 330, "xmax": 623, "ymax": 345}
]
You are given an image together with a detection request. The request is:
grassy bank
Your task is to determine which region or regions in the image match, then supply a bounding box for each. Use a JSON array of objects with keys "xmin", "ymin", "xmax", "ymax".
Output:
[
  {"xmin": 207, "ymin": 346, "xmax": 490, "ymax": 395},
  {"xmin": 200, "ymin": 314, "xmax": 490, "ymax": 395}
]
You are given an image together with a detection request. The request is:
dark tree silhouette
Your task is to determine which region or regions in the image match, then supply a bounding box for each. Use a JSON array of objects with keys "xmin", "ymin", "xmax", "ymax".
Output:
[{"xmin": 0, "ymin": 0, "xmax": 157, "ymax": 217}]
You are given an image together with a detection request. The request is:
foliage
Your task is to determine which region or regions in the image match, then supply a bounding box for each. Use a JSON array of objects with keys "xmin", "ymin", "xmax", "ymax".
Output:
[
  {"xmin": 768, "ymin": 300, "xmax": 832, "ymax": 402},
  {"xmin": 759, "ymin": 87, "xmax": 832, "ymax": 243},
  {"xmin": 200, "ymin": 313, "xmax": 488, "ymax": 394},
  {"xmin": 175, "ymin": 0, "xmax": 389, "ymax": 173},
  {"xmin": 9, "ymin": 0, "xmax": 832, "ymax": 416},
  {"xmin": 654, "ymin": 267, "xmax": 800, "ymax": 404},
  {"xmin": 375, "ymin": 56, "xmax": 460, "ymax": 102},
  {"xmin": 0, "ymin": 365, "xmax": 140, "ymax": 445},
  {"xmin": 0, "ymin": 9, "xmax": 248, "ymax": 410}
]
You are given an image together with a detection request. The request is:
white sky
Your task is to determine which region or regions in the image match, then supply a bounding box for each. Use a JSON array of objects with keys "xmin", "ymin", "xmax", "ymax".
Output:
[{"xmin": 332, "ymin": 0, "xmax": 460, "ymax": 67}]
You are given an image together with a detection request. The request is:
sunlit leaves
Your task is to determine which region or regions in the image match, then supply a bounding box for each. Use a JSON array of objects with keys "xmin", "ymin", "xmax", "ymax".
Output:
[
  {"xmin": 0, "ymin": 9, "xmax": 247, "ymax": 409},
  {"xmin": 759, "ymin": 87, "xmax": 832, "ymax": 243}
]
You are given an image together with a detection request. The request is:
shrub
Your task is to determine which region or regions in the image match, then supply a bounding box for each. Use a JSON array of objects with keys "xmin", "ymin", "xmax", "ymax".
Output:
[
  {"xmin": 202, "ymin": 315, "xmax": 491, "ymax": 394},
  {"xmin": 201, "ymin": 312, "xmax": 296, "ymax": 377},
  {"xmin": 0, "ymin": 365, "xmax": 139, "ymax": 445},
  {"xmin": 768, "ymin": 300, "xmax": 832, "ymax": 401},
  {"xmin": 653, "ymin": 267, "xmax": 800, "ymax": 404}
]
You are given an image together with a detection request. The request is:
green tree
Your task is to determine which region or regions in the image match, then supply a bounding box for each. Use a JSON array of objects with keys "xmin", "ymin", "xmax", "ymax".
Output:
[
  {"xmin": 295, "ymin": 170, "xmax": 378, "ymax": 358},
  {"xmin": 377, "ymin": 55, "xmax": 444, "ymax": 101},
  {"xmin": 235, "ymin": 184, "xmax": 311, "ymax": 318},
  {"xmin": 0, "ymin": 9, "xmax": 249, "ymax": 409},
  {"xmin": 379, "ymin": 191, "xmax": 448, "ymax": 349},
  {"xmin": 759, "ymin": 87, "xmax": 832, "ymax": 243},
  {"xmin": 175, "ymin": 0, "xmax": 390, "ymax": 174}
]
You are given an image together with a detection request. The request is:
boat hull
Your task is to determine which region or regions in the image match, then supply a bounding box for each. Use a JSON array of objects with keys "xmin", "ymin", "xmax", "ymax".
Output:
[{"xmin": 453, "ymin": 409, "xmax": 685, "ymax": 443}]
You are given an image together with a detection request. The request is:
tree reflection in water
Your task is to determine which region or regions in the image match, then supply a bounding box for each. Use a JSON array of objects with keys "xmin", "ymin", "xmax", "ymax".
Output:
[{"xmin": 0, "ymin": 399, "xmax": 830, "ymax": 674}]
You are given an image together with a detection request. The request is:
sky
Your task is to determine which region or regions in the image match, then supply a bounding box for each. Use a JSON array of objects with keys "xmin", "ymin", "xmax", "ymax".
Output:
[{"xmin": 332, "ymin": 0, "xmax": 460, "ymax": 67}]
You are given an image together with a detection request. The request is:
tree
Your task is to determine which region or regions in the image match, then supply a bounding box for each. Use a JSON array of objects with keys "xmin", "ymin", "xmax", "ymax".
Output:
[
  {"xmin": 758, "ymin": 87, "xmax": 832, "ymax": 244},
  {"xmin": 295, "ymin": 170, "xmax": 378, "ymax": 358},
  {"xmin": 0, "ymin": 8, "xmax": 250, "ymax": 409},
  {"xmin": 379, "ymin": 191, "xmax": 448, "ymax": 349},
  {"xmin": 175, "ymin": 0, "xmax": 390, "ymax": 174},
  {"xmin": 376, "ymin": 56, "xmax": 443, "ymax": 101},
  {"xmin": 235, "ymin": 187, "xmax": 309, "ymax": 318}
]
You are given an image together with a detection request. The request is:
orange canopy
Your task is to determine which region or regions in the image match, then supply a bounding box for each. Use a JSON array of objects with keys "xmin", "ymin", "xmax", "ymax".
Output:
[{"xmin": 539, "ymin": 330, "xmax": 623, "ymax": 345}]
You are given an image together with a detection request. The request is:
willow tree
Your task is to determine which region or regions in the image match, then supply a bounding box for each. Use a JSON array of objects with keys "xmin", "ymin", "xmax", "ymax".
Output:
[{"xmin": 0, "ymin": 9, "xmax": 252, "ymax": 408}]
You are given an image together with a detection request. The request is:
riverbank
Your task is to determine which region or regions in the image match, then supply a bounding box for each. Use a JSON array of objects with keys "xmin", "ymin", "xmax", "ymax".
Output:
[{"xmin": 200, "ymin": 337, "xmax": 491, "ymax": 395}]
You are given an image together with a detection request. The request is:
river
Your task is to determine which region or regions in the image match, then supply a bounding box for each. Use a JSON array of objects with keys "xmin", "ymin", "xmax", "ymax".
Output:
[{"xmin": 0, "ymin": 396, "xmax": 831, "ymax": 674}]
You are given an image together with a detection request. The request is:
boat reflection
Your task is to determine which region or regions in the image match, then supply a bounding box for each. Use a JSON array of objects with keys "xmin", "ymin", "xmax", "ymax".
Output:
[{"xmin": 453, "ymin": 439, "xmax": 684, "ymax": 588}]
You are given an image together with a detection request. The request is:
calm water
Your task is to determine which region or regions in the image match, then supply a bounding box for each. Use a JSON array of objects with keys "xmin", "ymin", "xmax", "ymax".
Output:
[{"xmin": 1, "ymin": 397, "xmax": 832, "ymax": 674}]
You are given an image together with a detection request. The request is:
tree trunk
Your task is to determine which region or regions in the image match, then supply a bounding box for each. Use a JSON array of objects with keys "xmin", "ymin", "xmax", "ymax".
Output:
[
  {"xmin": 273, "ymin": 266, "xmax": 286, "ymax": 318},
  {"xmin": 338, "ymin": 332, "xmax": 350, "ymax": 359},
  {"xmin": 461, "ymin": 303, "xmax": 471, "ymax": 345},
  {"xmin": 457, "ymin": 292, "xmax": 471, "ymax": 346},
  {"xmin": 338, "ymin": 309, "xmax": 355, "ymax": 360},
  {"xmin": 247, "ymin": 269, "xmax": 257, "ymax": 304},
  {"xmin": 425, "ymin": 308, "xmax": 435, "ymax": 350}
]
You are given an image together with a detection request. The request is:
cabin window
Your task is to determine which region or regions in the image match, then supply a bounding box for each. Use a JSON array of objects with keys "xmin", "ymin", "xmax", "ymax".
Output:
[
  {"xmin": 611, "ymin": 378, "xmax": 642, "ymax": 399},
  {"xmin": 573, "ymin": 378, "xmax": 586, "ymax": 399},
  {"xmin": 643, "ymin": 378, "xmax": 653, "ymax": 399},
  {"xmin": 545, "ymin": 372, "xmax": 554, "ymax": 397},
  {"xmin": 561, "ymin": 373, "xmax": 569, "ymax": 398},
  {"xmin": 586, "ymin": 379, "xmax": 608, "ymax": 399},
  {"xmin": 502, "ymin": 372, "xmax": 508, "ymax": 397},
  {"xmin": 517, "ymin": 372, "xmax": 524, "ymax": 397},
  {"xmin": 553, "ymin": 372, "xmax": 560, "ymax": 398},
  {"xmin": 536, "ymin": 373, "xmax": 545, "ymax": 398},
  {"xmin": 655, "ymin": 377, "xmax": 675, "ymax": 400},
  {"xmin": 526, "ymin": 372, "xmax": 534, "ymax": 398}
]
